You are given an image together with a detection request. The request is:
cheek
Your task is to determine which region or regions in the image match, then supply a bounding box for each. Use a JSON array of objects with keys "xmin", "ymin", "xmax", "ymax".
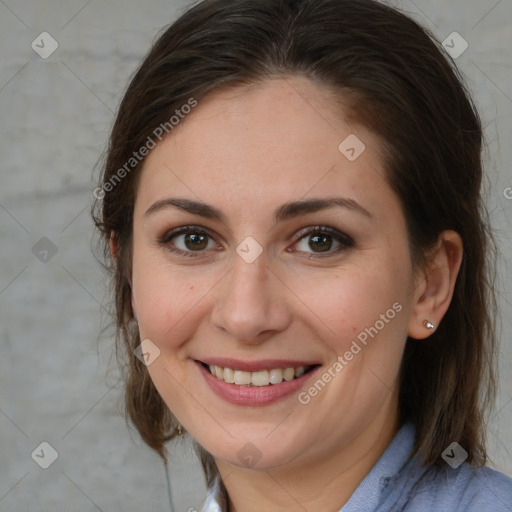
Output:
[
  {"xmin": 290, "ymin": 258, "xmax": 406, "ymax": 352},
  {"xmin": 131, "ymin": 255, "xmax": 217, "ymax": 351}
]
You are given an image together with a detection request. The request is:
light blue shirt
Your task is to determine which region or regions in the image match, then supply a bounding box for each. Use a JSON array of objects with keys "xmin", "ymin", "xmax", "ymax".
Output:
[{"xmin": 201, "ymin": 422, "xmax": 512, "ymax": 511}]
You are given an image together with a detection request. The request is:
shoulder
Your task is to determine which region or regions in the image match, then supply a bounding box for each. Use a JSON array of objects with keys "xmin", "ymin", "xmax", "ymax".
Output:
[
  {"xmin": 407, "ymin": 461, "xmax": 512, "ymax": 512},
  {"xmin": 449, "ymin": 464, "xmax": 512, "ymax": 511}
]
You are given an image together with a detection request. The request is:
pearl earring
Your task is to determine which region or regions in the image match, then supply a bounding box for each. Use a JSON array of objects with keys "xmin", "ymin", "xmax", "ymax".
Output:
[{"xmin": 424, "ymin": 320, "xmax": 435, "ymax": 330}]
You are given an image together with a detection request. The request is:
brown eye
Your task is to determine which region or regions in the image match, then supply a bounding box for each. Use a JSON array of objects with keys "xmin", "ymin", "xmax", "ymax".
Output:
[
  {"xmin": 183, "ymin": 232, "xmax": 209, "ymax": 251},
  {"xmin": 159, "ymin": 227, "xmax": 220, "ymax": 256},
  {"xmin": 308, "ymin": 234, "xmax": 333, "ymax": 253},
  {"xmin": 291, "ymin": 226, "xmax": 354, "ymax": 256}
]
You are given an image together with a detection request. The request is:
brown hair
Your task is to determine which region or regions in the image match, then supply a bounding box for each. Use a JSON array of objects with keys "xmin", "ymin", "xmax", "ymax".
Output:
[{"xmin": 92, "ymin": 0, "xmax": 497, "ymax": 488}]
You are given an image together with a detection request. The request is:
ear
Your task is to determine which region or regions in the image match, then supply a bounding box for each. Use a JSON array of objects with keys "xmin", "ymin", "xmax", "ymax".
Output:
[
  {"xmin": 407, "ymin": 230, "xmax": 463, "ymax": 340},
  {"xmin": 109, "ymin": 231, "xmax": 137, "ymax": 320},
  {"xmin": 109, "ymin": 231, "xmax": 117, "ymax": 259},
  {"xmin": 131, "ymin": 293, "xmax": 138, "ymax": 321}
]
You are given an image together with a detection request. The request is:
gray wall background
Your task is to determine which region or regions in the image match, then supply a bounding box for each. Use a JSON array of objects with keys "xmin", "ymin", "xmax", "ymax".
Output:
[{"xmin": 0, "ymin": 1, "xmax": 511, "ymax": 510}]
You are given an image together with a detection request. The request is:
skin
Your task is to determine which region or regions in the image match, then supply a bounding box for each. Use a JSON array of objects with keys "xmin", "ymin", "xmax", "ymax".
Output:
[{"xmin": 123, "ymin": 76, "xmax": 463, "ymax": 512}]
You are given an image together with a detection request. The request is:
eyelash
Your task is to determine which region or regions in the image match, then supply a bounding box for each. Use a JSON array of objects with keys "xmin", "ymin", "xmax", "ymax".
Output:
[{"xmin": 158, "ymin": 225, "xmax": 354, "ymax": 259}]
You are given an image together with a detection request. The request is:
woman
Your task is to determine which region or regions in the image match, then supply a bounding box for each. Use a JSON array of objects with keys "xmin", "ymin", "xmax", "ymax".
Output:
[{"xmin": 92, "ymin": 0, "xmax": 512, "ymax": 510}]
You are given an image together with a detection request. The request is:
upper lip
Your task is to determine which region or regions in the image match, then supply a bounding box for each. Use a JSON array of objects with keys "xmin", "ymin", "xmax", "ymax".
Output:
[{"xmin": 197, "ymin": 358, "xmax": 320, "ymax": 372}]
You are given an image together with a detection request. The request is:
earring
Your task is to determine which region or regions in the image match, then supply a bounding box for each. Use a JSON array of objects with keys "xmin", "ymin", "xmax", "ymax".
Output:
[
  {"xmin": 176, "ymin": 424, "xmax": 184, "ymax": 437},
  {"xmin": 424, "ymin": 320, "xmax": 435, "ymax": 330}
]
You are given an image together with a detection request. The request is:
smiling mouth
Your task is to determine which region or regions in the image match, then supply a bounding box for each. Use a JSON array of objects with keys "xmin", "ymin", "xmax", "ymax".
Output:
[{"xmin": 200, "ymin": 362, "xmax": 317, "ymax": 386}]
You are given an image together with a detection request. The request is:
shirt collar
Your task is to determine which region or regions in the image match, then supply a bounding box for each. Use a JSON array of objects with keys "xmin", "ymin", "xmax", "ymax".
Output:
[
  {"xmin": 340, "ymin": 422, "xmax": 416, "ymax": 511},
  {"xmin": 202, "ymin": 476, "xmax": 224, "ymax": 512}
]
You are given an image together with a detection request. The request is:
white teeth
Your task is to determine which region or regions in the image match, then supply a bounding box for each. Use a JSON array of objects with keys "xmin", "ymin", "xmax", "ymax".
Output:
[
  {"xmin": 269, "ymin": 368, "xmax": 283, "ymax": 384},
  {"xmin": 283, "ymin": 368, "xmax": 295, "ymax": 381},
  {"xmin": 234, "ymin": 370, "xmax": 252, "ymax": 385},
  {"xmin": 223, "ymin": 367, "xmax": 235, "ymax": 384},
  {"xmin": 251, "ymin": 370, "xmax": 269, "ymax": 387},
  {"xmin": 206, "ymin": 364, "xmax": 310, "ymax": 386}
]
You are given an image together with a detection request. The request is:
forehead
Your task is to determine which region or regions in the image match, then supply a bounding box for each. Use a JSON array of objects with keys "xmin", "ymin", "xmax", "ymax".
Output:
[{"xmin": 135, "ymin": 76, "xmax": 392, "ymax": 217}]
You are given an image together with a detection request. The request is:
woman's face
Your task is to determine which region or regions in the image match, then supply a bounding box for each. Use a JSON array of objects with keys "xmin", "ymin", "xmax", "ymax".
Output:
[{"xmin": 131, "ymin": 76, "xmax": 419, "ymax": 470}]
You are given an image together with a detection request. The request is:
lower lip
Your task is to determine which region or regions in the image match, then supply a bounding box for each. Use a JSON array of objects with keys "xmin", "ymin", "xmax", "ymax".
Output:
[{"xmin": 196, "ymin": 361, "xmax": 320, "ymax": 406}]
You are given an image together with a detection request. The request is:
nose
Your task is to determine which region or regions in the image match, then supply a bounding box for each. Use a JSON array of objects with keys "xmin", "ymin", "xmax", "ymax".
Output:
[{"xmin": 211, "ymin": 251, "xmax": 292, "ymax": 344}]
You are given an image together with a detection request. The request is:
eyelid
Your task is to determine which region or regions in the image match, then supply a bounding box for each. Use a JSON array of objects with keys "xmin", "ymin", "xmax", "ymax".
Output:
[
  {"xmin": 158, "ymin": 225, "xmax": 213, "ymax": 244},
  {"xmin": 291, "ymin": 225, "xmax": 354, "ymax": 245}
]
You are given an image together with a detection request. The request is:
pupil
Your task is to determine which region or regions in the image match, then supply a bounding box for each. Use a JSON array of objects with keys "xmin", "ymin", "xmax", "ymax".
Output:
[
  {"xmin": 309, "ymin": 234, "xmax": 332, "ymax": 252},
  {"xmin": 185, "ymin": 233, "xmax": 207, "ymax": 250}
]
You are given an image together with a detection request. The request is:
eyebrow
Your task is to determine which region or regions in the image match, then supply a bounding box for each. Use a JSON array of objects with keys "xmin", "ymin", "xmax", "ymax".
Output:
[{"xmin": 144, "ymin": 196, "xmax": 373, "ymax": 223}]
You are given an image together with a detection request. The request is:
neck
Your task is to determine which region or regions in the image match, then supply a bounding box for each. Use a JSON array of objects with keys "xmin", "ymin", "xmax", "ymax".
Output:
[{"xmin": 215, "ymin": 408, "xmax": 400, "ymax": 512}]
